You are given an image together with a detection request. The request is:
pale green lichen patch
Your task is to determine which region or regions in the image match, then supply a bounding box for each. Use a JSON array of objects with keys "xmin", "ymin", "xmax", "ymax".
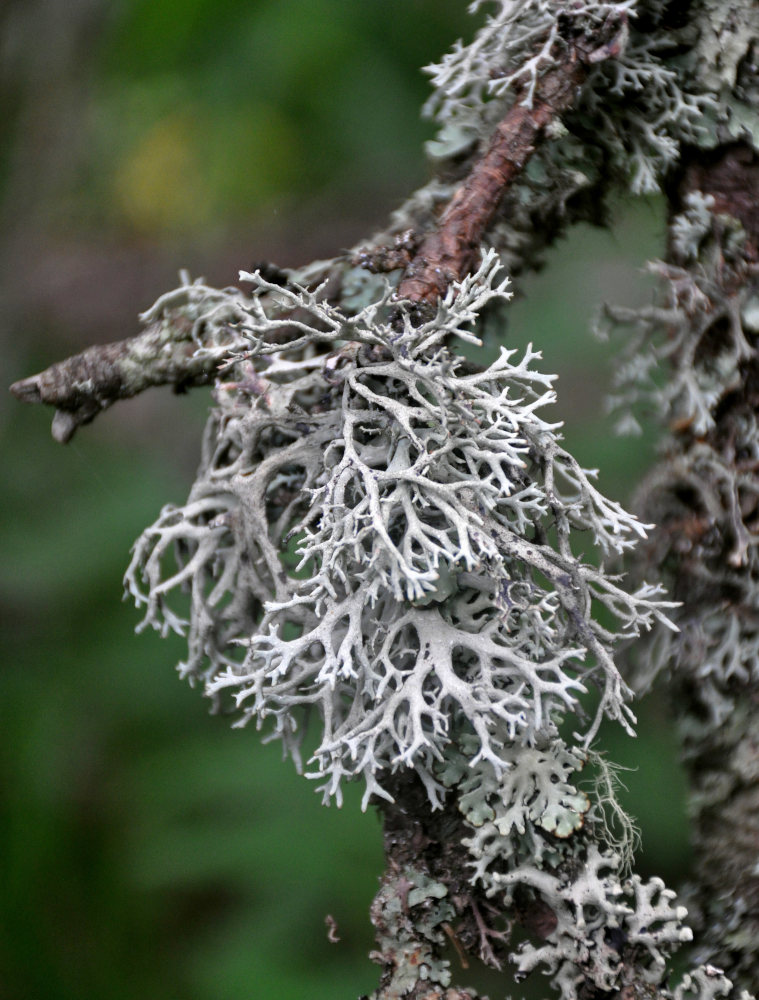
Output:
[{"xmin": 370, "ymin": 868, "xmax": 455, "ymax": 999}]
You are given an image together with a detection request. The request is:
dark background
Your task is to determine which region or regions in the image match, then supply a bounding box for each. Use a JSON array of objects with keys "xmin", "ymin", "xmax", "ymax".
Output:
[{"xmin": 1, "ymin": 3, "xmax": 690, "ymax": 998}]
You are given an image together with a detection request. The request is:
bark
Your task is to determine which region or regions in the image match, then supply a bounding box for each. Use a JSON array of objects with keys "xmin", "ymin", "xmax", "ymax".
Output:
[
  {"xmin": 395, "ymin": 47, "xmax": 587, "ymax": 316},
  {"xmin": 9, "ymin": 315, "xmax": 212, "ymax": 443},
  {"xmin": 633, "ymin": 142, "xmax": 759, "ymax": 992}
]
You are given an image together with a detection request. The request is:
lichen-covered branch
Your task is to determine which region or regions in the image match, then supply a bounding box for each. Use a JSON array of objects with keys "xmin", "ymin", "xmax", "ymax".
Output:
[
  {"xmin": 598, "ymin": 0, "xmax": 759, "ymax": 966},
  {"xmin": 607, "ymin": 145, "xmax": 759, "ymax": 993},
  {"xmin": 10, "ymin": 1, "xmax": 712, "ymax": 441},
  {"xmin": 9, "ymin": 315, "xmax": 213, "ymax": 443},
  {"xmin": 368, "ymin": 759, "xmax": 695, "ymax": 1000},
  {"xmin": 395, "ymin": 43, "xmax": 589, "ymax": 312},
  {"xmin": 598, "ymin": 9, "xmax": 759, "ymax": 990},
  {"xmin": 7, "ymin": 277, "xmax": 245, "ymax": 442},
  {"xmin": 10, "ymin": 3, "xmax": 759, "ymax": 999}
]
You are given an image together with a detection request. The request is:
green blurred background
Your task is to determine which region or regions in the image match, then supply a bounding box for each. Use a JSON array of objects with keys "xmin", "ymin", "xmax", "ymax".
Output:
[{"xmin": 1, "ymin": 3, "xmax": 691, "ymax": 998}]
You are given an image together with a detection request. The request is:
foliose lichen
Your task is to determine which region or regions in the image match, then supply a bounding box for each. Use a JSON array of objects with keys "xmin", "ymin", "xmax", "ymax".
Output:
[{"xmin": 125, "ymin": 251, "xmax": 673, "ymax": 813}]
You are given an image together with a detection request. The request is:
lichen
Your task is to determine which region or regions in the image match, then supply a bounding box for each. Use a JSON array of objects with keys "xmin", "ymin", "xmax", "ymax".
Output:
[
  {"xmin": 125, "ymin": 251, "xmax": 672, "ymax": 814},
  {"xmin": 423, "ymin": 0, "xmax": 715, "ymax": 196},
  {"xmin": 369, "ymin": 867, "xmax": 455, "ymax": 998},
  {"xmin": 601, "ymin": 194, "xmax": 759, "ymax": 704},
  {"xmin": 673, "ymin": 965, "xmax": 745, "ymax": 1000},
  {"xmin": 113, "ymin": 4, "xmax": 759, "ymax": 994},
  {"xmin": 492, "ymin": 845, "xmax": 691, "ymax": 1000}
]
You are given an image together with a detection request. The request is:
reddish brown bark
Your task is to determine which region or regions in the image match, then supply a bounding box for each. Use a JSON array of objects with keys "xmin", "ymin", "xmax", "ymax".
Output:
[
  {"xmin": 396, "ymin": 50, "xmax": 587, "ymax": 310},
  {"xmin": 677, "ymin": 143, "xmax": 759, "ymax": 251}
]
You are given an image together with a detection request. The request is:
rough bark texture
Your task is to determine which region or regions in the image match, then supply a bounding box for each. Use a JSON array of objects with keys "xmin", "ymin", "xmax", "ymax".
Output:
[
  {"xmin": 633, "ymin": 144, "xmax": 759, "ymax": 992},
  {"xmin": 395, "ymin": 48, "xmax": 587, "ymax": 315},
  {"xmin": 372, "ymin": 773, "xmax": 510, "ymax": 990},
  {"xmin": 366, "ymin": 775, "xmax": 493, "ymax": 1000},
  {"xmin": 9, "ymin": 314, "xmax": 212, "ymax": 443}
]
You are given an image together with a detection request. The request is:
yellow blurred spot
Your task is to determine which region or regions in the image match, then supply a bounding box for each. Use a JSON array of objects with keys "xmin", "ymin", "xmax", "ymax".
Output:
[
  {"xmin": 112, "ymin": 102, "xmax": 299, "ymax": 234},
  {"xmin": 114, "ymin": 112, "xmax": 210, "ymax": 233}
]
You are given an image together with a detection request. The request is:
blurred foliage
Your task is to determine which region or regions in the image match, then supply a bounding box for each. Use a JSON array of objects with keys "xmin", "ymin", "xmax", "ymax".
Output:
[
  {"xmin": 2, "ymin": 2, "xmax": 691, "ymax": 999},
  {"xmin": 86, "ymin": 0, "xmax": 474, "ymax": 234}
]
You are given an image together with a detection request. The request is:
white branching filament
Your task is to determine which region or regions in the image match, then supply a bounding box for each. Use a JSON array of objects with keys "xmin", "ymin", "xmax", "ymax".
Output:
[{"xmin": 126, "ymin": 251, "xmax": 672, "ymax": 808}]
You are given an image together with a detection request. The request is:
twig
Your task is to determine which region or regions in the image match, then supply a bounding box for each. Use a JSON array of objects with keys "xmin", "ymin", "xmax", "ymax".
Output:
[
  {"xmin": 9, "ymin": 317, "xmax": 216, "ymax": 443},
  {"xmin": 396, "ymin": 47, "xmax": 586, "ymax": 312},
  {"xmin": 396, "ymin": 17, "xmax": 630, "ymax": 315}
]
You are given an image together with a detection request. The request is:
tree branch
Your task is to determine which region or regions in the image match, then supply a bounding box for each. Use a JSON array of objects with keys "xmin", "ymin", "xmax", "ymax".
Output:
[
  {"xmin": 9, "ymin": 18, "xmax": 624, "ymax": 441},
  {"xmin": 9, "ymin": 314, "xmax": 215, "ymax": 443},
  {"xmin": 396, "ymin": 49, "xmax": 587, "ymax": 312},
  {"xmin": 614, "ymin": 142, "xmax": 759, "ymax": 993}
]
